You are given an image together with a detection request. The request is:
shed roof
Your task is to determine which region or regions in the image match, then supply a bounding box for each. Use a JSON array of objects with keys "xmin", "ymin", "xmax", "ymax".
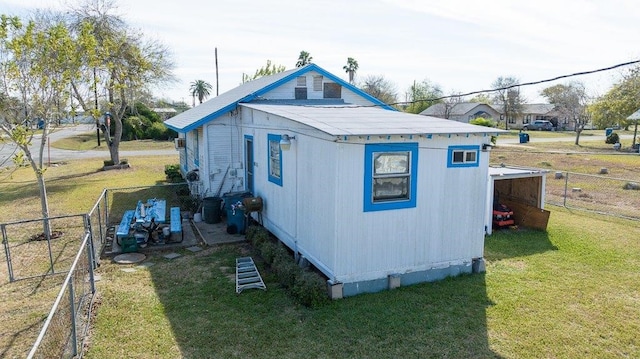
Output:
[
  {"xmin": 242, "ymin": 103, "xmax": 505, "ymax": 136},
  {"xmin": 626, "ymin": 108, "xmax": 640, "ymax": 120},
  {"xmin": 489, "ymin": 165, "xmax": 548, "ymax": 179},
  {"xmin": 164, "ymin": 63, "xmax": 392, "ymax": 132}
]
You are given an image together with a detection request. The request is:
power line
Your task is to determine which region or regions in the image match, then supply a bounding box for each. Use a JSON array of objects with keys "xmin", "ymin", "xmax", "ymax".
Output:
[{"xmin": 387, "ymin": 59, "xmax": 640, "ymax": 106}]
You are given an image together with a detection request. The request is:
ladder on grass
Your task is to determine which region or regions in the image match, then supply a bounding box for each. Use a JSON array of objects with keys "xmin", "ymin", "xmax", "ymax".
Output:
[{"xmin": 236, "ymin": 257, "xmax": 266, "ymax": 293}]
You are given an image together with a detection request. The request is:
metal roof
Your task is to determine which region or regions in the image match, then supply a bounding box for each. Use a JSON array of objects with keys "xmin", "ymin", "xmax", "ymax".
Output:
[
  {"xmin": 242, "ymin": 103, "xmax": 505, "ymax": 136},
  {"xmin": 489, "ymin": 165, "xmax": 548, "ymax": 179},
  {"xmin": 164, "ymin": 63, "xmax": 393, "ymax": 132},
  {"xmin": 627, "ymin": 108, "xmax": 640, "ymax": 120},
  {"xmin": 420, "ymin": 102, "xmax": 496, "ymax": 116}
]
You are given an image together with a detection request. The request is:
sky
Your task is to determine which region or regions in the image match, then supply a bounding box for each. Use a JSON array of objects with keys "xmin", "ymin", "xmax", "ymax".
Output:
[{"xmin": 1, "ymin": 0, "xmax": 639, "ymax": 105}]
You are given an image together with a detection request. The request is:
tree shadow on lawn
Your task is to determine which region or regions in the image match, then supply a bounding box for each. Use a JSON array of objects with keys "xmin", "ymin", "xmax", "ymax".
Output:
[{"xmin": 144, "ymin": 244, "xmax": 504, "ymax": 358}]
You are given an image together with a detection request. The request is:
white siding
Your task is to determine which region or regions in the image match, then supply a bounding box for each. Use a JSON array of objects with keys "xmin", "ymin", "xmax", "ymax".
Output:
[{"xmin": 204, "ymin": 111, "xmax": 244, "ymax": 197}]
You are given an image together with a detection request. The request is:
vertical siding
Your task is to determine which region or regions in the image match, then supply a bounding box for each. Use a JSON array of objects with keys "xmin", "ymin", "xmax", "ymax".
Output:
[
  {"xmin": 205, "ymin": 111, "xmax": 244, "ymax": 197},
  {"xmin": 332, "ymin": 136, "xmax": 489, "ymax": 283}
]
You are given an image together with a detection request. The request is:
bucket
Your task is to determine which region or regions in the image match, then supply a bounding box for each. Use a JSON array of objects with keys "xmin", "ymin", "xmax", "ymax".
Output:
[
  {"xmin": 162, "ymin": 227, "xmax": 170, "ymax": 237},
  {"xmin": 203, "ymin": 197, "xmax": 223, "ymax": 224},
  {"xmin": 193, "ymin": 212, "xmax": 202, "ymax": 222}
]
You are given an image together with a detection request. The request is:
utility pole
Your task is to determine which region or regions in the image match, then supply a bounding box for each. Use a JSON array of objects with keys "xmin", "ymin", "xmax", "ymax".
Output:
[{"xmin": 215, "ymin": 47, "xmax": 219, "ymax": 96}]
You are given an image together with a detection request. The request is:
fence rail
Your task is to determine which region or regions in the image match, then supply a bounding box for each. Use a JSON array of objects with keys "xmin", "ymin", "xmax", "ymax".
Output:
[{"xmin": 546, "ymin": 171, "xmax": 640, "ymax": 220}]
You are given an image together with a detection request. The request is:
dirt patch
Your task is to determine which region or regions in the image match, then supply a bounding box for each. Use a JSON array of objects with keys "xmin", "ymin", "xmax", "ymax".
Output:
[{"xmin": 28, "ymin": 230, "xmax": 64, "ymax": 242}]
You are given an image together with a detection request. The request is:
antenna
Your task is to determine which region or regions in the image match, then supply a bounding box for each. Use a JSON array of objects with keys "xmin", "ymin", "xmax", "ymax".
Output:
[{"xmin": 215, "ymin": 47, "xmax": 219, "ymax": 96}]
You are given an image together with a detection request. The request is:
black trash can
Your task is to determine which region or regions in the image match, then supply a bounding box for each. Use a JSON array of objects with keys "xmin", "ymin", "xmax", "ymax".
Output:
[{"xmin": 202, "ymin": 197, "xmax": 223, "ymax": 224}]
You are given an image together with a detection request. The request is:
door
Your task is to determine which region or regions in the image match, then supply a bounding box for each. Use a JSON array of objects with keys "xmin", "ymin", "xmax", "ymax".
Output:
[{"xmin": 245, "ymin": 135, "xmax": 254, "ymax": 193}]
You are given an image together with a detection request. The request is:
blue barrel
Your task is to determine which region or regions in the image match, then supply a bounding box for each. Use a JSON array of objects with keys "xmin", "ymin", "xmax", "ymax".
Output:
[
  {"xmin": 605, "ymin": 128, "xmax": 613, "ymax": 137},
  {"xmin": 519, "ymin": 133, "xmax": 529, "ymax": 143},
  {"xmin": 226, "ymin": 207, "xmax": 245, "ymax": 234}
]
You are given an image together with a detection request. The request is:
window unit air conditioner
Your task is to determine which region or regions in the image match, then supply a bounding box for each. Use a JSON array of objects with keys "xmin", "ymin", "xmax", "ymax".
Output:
[{"xmin": 174, "ymin": 138, "xmax": 185, "ymax": 149}]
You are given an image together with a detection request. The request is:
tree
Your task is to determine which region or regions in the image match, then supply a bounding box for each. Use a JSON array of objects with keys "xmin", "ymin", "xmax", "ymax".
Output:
[
  {"xmin": 359, "ymin": 75, "xmax": 398, "ymax": 105},
  {"xmin": 242, "ymin": 59, "xmax": 286, "ymax": 83},
  {"xmin": 295, "ymin": 50, "xmax": 312, "ymax": 67},
  {"xmin": 404, "ymin": 79, "xmax": 443, "ymax": 114},
  {"xmin": 589, "ymin": 65, "xmax": 640, "ymax": 130},
  {"xmin": 436, "ymin": 94, "xmax": 464, "ymax": 119},
  {"xmin": 541, "ymin": 81, "xmax": 589, "ymax": 145},
  {"xmin": 343, "ymin": 57, "xmax": 359, "ymax": 84},
  {"xmin": 189, "ymin": 80, "xmax": 212, "ymax": 106},
  {"xmin": 69, "ymin": 0, "xmax": 175, "ymax": 166},
  {"xmin": 491, "ymin": 76, "xmax": 525, "ymax": 130},
  {"xmin": 468, "ymin": 93, "xmax": 492, "ymax": 104},
  {"xmin": 0, "ymin": 14, "xmax": 96, "ymax": 236}
]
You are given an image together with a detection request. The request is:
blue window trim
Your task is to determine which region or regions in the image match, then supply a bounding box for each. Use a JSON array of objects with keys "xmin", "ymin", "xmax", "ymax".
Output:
[
  {"xmin": 447, "ymin": 145, "xmax": 480, "ymax": 168},
  {"xmin": 363, "ymin": 143, "xmax": 418, "ymax": 212},
  {"xmin": 267, "ymin": 134, "xmax": 283, "ymax": 186},
  {"xmin": 244, "ymin": 134, "xmax": 254, "ymax": 192},
  {"xmin": 193, "ymin": 129, "xmax": 200, "ymax": 166}
]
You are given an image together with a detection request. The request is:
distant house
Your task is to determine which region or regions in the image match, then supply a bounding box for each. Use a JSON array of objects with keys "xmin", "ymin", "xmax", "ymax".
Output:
[
  {"xmin": 164, "ymin": 64, "xmax": 503, "ymax": 298},
  {"xmin": 420, "ymin": 102, "xmax": 501, "ymax": 123}
]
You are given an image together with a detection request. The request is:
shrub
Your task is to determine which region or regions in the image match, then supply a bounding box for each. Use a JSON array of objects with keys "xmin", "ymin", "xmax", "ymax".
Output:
[
  {"xmin": 164, "ymin": 164, "xmax": 183, "ymax": 182},
  {"xmin": 122, "ymin": 116, "xmax": 150, "ymax": 140},
  {"xmin": 146, "ymin": 122, "xmax": 170, "ymax": 140},
  {"xmin": 272, "ymin": 253, "xmax": 299, "ymax": 289},
  {"xmin": 605, "ymin": 132, "xmax": 620, "ymax": 144},
  {"xmin": 292, "ymin": 271, "xmax": 330, "ymax": 308},
  {"xmin": 252, "ymin": 227, "xmax": 269, "ymax": 247},
  {"xmin": 259, "ymin": 240, "xmax": 278, "ymax": 264}
]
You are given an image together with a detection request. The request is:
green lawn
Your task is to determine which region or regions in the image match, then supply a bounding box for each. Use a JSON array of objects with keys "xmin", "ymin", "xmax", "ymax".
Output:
[
  {"xmin": 1, "ymin": 133, "xmax": 639, "ymax": 358},
  {"xmin": 51, "ymin": 131, "xmax": 175, "ymax": 151}
]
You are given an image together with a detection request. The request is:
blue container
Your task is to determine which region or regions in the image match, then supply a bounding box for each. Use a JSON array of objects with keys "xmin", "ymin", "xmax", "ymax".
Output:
[
  {"xmin": 226, "ymin": 207, "xmax": 245, "ymax": 234},
  {"xmin": 605, "ymin": 128, "xmax": 613, "ymax": 137},
  {"xmin": 519, "ymin": 133, "xmax": 529, "ymax": 143}
]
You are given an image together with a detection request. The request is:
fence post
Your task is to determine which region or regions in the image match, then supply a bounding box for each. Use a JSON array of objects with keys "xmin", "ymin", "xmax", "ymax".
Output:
[
  {"xmin": 68, "ymin": 280, "xmax": 78, "ymax": 357},
  {"xmin": 86, "ymin": 234, "xmax": 96, "ymax": 294},
  {"xmin": 2, "ymin": 224, "xmax": 15, "ymax": 282},
  {"xmin": 563, "ymin": 172, "xmax": 569, "ymax": 207}
]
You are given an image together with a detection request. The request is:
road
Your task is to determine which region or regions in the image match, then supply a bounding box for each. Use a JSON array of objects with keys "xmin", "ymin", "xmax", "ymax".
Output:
[{"xmin": 0, "ymin": 124, "xmax": 177, "ymax": 168}]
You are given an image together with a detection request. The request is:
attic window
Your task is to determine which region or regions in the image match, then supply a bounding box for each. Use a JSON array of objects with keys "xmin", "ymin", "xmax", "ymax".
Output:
[
  {"xmin": 364, "ymin": 143, "xmax": 418, "ymax": 212},
  {"xmin": 323, "ymin": 83, "xmax": 341, "ymax": 98},
  {"xmin": 447, "ymin": 145, "xmax": 479, "ymax": 168},
  {"xmin": 313, "ymin": 76, "xmax": 323, "ymax": 91},
  {"xmin": 296, "ymin": 76, "xmax": 306, "ymax": 87}
]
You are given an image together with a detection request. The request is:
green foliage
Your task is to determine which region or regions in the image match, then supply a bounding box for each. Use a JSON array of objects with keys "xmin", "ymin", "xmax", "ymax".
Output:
[
  {"xmin": 404, "ymin": 79, "xmax": 443, "ymax": 114},
  {"xmin": 164, "ymin": 164, "xmax": 183, "ymax": 182},
  {"xmin": 295, "ymin": 51, "xmax": 312, "ymax": 67},
  {"xmin": 589, "ymin": 66, "xmax": 640, "ymax": 129},
  {"xmin": 272, "ymin": 252, "xmax": 299, "ymax": 289},
  {"xmin": 292, "ymin": 271, "xmax": 330, "ymax": 308},
  {"xmin": 259, "ymin": 240, "xmax": 278, "ymax": 264},
  {"xmin": 470, "ymin": 117, "xmax": 497, "ymax": 144},
  {"xmin": 189, "ymin": 80, "xmax": 213, "ymax": 104},
  {"xmin": 242, "ymin": 60, "xmax": 286, "ymax": 83},
  {"xmin": 605, "ymin": 132, "xmax": 620, "ymax": 144},
  {"xmin": 122, "ymin": 116, "xmax": 149, "ymax": 140},
  {"xmin": 145, "ymin": 122, "xmax": 170, "ymax": 140}
]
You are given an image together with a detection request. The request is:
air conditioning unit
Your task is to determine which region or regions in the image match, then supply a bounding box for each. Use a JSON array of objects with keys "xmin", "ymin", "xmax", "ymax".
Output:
[{"xmin": 174, "ymin": 138, "xmax": 185, "ymax": 149}]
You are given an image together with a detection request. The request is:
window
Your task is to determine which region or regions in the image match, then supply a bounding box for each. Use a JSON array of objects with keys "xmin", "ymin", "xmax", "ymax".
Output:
[
  {"xmin": 295, "ymin": 87, "xmax": 307, "ymax": 99},
  {"xmin": 323, "ymin": 83, "xmax": 341, "ymax": 98},
  {"xmin": 296, "ymin": 76, "xmax": 306, "ymax": 87},
  {"xmin": 268, "ymin": 134, "xmax": 282, "ymax": 186},
  {"xmin": 364, "ymin": 143, "xmax": 418, "ymax": 212},
  {"xmin": 524, "ymin": 114, "xmax": 531, "ymax": 124},
  {"xmin": 313, "ymin": 76, "xmax": 323, "ymax": 91},
  {"xmin": 447, "ymin": 145, "xmax": 480, "ymax": 168},
  {"xmin": 508, "ymin": 117, "xmax": 516, "ymax": 124}
]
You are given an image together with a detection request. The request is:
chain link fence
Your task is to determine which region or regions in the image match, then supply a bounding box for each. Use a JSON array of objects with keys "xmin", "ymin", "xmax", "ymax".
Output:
[{"xmin": 545, "ymin": 171, "xmax": 640, "ymax": 220}]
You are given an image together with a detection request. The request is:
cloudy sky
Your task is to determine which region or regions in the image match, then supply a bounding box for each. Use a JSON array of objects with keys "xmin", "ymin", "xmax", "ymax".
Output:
[{"xmin": 1, "ymin": 0, "xmax": 638, "ymax": 104}]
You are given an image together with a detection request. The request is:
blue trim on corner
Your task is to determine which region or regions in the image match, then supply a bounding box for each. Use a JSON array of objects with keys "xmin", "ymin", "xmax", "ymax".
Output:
[
  {"xmin": 363, "ymin": 143, "xmax": 418, "ymax": 212},
  {"xmin": 447, "ymin": 145, "xmax": 480, "ymax": 168},
  {"xmin": 267, "ymin": 134, "xmax": 283, "ymax": 186}
]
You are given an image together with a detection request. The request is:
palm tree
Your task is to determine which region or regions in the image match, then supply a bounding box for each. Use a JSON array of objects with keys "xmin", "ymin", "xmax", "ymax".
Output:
[
  {"xmin": 189, "ymin": 80, "xmax": 213, "ymax": 105},
  {"xmin": 343, "ymin": 57, "xmax": 359, "ymax": 84},
  {"xmin": 296, "ymin": 51, "xmax": 312, "ymax": 67}
]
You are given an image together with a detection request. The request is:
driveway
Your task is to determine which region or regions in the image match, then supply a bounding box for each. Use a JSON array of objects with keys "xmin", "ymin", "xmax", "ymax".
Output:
[{"xmin": 0, "ymin": 124, "xmax": 177, "ymax": 168}]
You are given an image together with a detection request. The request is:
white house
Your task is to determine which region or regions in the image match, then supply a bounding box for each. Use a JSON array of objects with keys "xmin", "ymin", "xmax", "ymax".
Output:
[
  {"xmin": 165, "ymin": 64, "xmax": 503, "ymax": 298},
  {"xmin": 420, "ymin": 102, "xmax": 501, "ymax": 123}
]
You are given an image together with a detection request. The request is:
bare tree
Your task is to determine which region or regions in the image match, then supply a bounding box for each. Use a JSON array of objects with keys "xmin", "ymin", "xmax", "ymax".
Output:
[
  {"xmin": 492, "ymin": 76, "xmax": 525, "ymax": 130},
  {"xmin": 541, "ymin": 81, "xmax": 589, "ymax": 145},
  {"xmin": 359, "ymin": 75, "xmax": 398, "ymax": 105}
]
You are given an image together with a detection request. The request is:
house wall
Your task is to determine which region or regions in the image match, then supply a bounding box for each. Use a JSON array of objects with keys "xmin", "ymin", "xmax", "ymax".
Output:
[
  {"xmin": 331, "ymin": 136, "xmax": 489, "ymax": 286},
  {"xmin": 203, "ymin": 111, "xmax": 245, "ymax": 197}
]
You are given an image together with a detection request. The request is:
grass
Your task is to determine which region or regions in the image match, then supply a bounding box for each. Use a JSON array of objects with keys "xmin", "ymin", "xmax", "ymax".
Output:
[
  {"xmin": 1, "ymin": 131, "xmax": 640, "ymax": 358},
  {"xmin": 51, "ymin": 131, "xmax": 175, "ymax": 151}
]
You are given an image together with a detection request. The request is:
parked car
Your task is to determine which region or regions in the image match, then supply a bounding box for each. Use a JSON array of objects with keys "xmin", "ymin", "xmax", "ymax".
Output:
[{"xmin": 522, "ymin": 120, "xmax": 553, "ymax": 131}]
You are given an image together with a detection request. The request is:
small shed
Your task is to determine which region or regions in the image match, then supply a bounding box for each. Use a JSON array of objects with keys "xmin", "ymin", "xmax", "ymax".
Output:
[{"xmin": 486, "ymin": 166, "xmax": 550, "ymax": 235}]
